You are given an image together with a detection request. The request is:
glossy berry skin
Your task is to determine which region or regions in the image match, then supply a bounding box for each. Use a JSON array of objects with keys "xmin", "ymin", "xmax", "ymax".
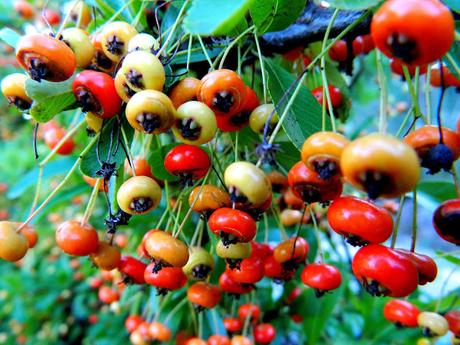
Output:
[
  {"xmin": 219, "ymin": 271, "xmax": 253, "ymax": 295},
  {"xmin": 55, "ymin": 221, "xmax": 98, "ymax": 256},
  {"xmin": 390, "ymin": 59, "xmax": 427, "ymax": 77},
  {"xmin": 43, "ymin": 126, "xmax": 75, "ymax": 155},
  {"xmin": 383, "ymin": 300, "xmax": 420, "ymax": 328},
  {"xmin": 124, "ymin": 156, "xmax": 154, "ymax": 179},
  {"xmin": 188, "ymin": 185, "xmax": 231, "ymax": 218},
  {"xmin": 120, "ymin": 51, "xmax": 165, "ymax": 92},
  {"xmin": 403, "ymin": 125, "xmax": 460, "ymax": 174},
  {"xmin": 198, "ymin": 69, "xmax": 247, "ymax": 117},
  {"xmin": 172, "ymin": 101, "xmax": 217, "ymax": 145},
  {"xmin": 187, "ymin": 282, "xmax": 222, "ymax": 309},
  {"xmin": 118, "ymin": 256, "xmax": 147, "ymax": 284},
  {"xmin": 301, "ymin": 264, "xmax": 342, "ymax": 297},
  {"xmin": 90, "ymin": 241, "xmax": 121, "ymax": 270},
  {"xmin": 352, "ymin": 244, "xmax": 419, "ymax": 298},
  {"xmin": 433, "ymin": 199, "xmax": 460, "ymax": 245},
  {"xmin": 144, "ymin": 264, "xmax": 187, "ymax": 293},
  {"xmin": 125, "ymin": 90, "xmax": 175, "ymax": 134},
  {"xmin": 417, "ymin": 312, "xmax": 449, "ymax": 337},
  {"xmin": 301, "ymin": 131, "xmax": 349, "ymax": 179},
  {"xmin": 264, "ymin": 254, "xmax": 295, "ymax": 282},
  {"xmin": 101, "ymin": 21, "xmax": 138, "ymax": 62},
  {"xmin": 231, "ymin": 336, "xmax": 253, "ymax": 345},
  {"xmin": 14, "ymin": 224, "xmax": 38, "ymax": 248},
  {"xmin": 238, "ymin": 303, "xmax": 261, "ymax": 324},
  {"xmin": 227, "ymin": 256, "xmax": 264, "ymax": 284},
  {"xmin": 217, "ymin": 86, "xmax": 260, "ymax": 132},
  {"xmin": 0, "ymin": 221, "xmax": 28, "ymax": 262},
  {"xmin": 208, "ymin": 208, "xmax": 257, "ymax": 244},
  {"xmin": 60, "ymin": 28, "xmax": 94, "ymax": 68},
  {"xmin": 224, "ymin": 162, "xmax": 272, "ymax": 207},
  {"xmin": 169, "ymin": 77, "xmax": 201, "ymax": 109},
  {"xmin": 14, "ymin": 1, "xmax": 34, "ymax": 19},
  {"xmin": 395, "ymin": 249, "xmax": 437, "ymax": 285},
  {"xmin": 208, "ymin": 335, "xmax": 231, "ymax": 345},
  {"xmin": 1, "ymin": 73, "xmax": 32, "ymax": 110},
  {"xmin": 445, "ymin": 310, "xmax": 460, "ymax": 336},
  {"xmin": 144, "ymin": 230, "xmax": 189, "ymax": 268},
  {"xmin": 254, "ymin": 323, "xmax": 276, "ymax": 344},
  {"xmin": 223, "ymin": 318, "xmax": 243, "ymax": 333},
  {"xmin": 98, "ymin": 286, "xmax": 119, "ymax": 304},
  {"xmin": 125, "ymin": 315, "xmax": 144, "ymax": 333},
  {"xmin": 311, "ymin": 85, "xmax": 343, "ymax": 109},
  {"xmin": 149, "ymin": 321, "xmax": 171, "ymax": 342},
  {"xmin": 327, "ymin": 196, "xmax": 394, "ymax": 246},
  {"xmin": 430, "ymin": 65, "xmax": 460, "ymax": 88},
  {"xmin": 288, "ymin": 161, "xmax": 342, "ymax": 204},
  {"xmin": 216, "ymin": 241, "xmax": 252, "ymax": 262},
  {"xmin": 341, "ymin": 133, "xmax": 420, "ymax": 199},
  {"xmin": 273, "ymin": 237, "xmax": 309, "ymax": 266},
  {"xmin": 73, "ymin": 70, "xmax": 121, "ymax": 119},
  {"xmin": 164, "ymin": 144, "xmax": 211, "ymax": 185},
  {"xmin": 371, "ymin": 0, "xmax": 454, "ymax": 66},
  {"xmin": 64, "ymin": 1, "xmax": 92, "ymax": 28},
  {"xmin": 117, "ymin": 176, "xmax": 162, "ymax": 215},
  {"xmin": 183, "ymin": 247, "xmax": 215, "ymax": 281},
  {"xmin": 127, "ymin": 33, "xmax": 159, "ymax": 53},
  {"xmin": 328, "ymin": 40, "xmax": 348, "ymax": 62},
  {"xmin": 16, "ymin": 33, "xmax": 76, "ymax": 82},
  {"xmin": 249, "ymin": 104, "xmax": 278, "ymax": 134},
  {"xmin": 90, "ymin": 33, "xmax": 116, "ymax": 74}
]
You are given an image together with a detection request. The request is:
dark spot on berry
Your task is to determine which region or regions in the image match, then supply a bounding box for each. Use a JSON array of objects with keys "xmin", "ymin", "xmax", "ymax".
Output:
[
  {"xmin": 212, "ymin": 91, "xmax": 234, "ymax": 113},
  {"xmin": 421, "ymin": 143, "xmax": 454, "ymax": 174}
]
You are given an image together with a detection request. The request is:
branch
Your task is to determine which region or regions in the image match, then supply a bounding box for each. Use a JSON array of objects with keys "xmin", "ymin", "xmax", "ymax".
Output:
[{"xmin": 260, "ymin": 3, "xmax": 372, "ymax": 54}]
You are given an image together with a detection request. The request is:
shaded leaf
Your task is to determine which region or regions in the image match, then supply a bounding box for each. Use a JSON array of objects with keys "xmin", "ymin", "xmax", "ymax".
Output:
[
  {"xmin": 326, "ymin": 0, "xmax": 381, "ymax": 10},
  {"xmin": 266, "ymin": 59, "xmax": 324, "ymax": 147},
  {"xmin": 25, "ymin": 78, "xmax": 77, "ymax": 123},
  {"xmin": 250, "ymin": 0, "xmax": 306, "ymax": 34}
]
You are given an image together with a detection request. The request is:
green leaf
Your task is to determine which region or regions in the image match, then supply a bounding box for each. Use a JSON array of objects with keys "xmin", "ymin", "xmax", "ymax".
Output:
[
  {"xmin": 250, "ymin": 0, "xmax": 306, "ymax": 34},
  {"xmin": 266, "ymin": 59, "xmax": 324, "ymax": 147},
  {"xmin": 183, "ymin": 0, "xmax": 254, "ymax": 35},
  {"xmin": 80, "ymin": 119, "xmax": 134, "ymax": 178},
  {"xmin": 326, "ymin": 0, "xmax": 381, "ymax": 10},
  {"xmin": 436, "ymin": 251, "xmax": 460, "ymax": 265},
  {"xmin": 0, "ymin": 27, "xmax": 20, "ymax": 48},
  {"xmin": 25, "ymin": 78, "xmax": 77, "ymax": 123},
  {"xmin": 297, "ymin": 280, "xmax": 345, "ymax": 345},
  {"xmin": 444, "ymin": 0, "xmax": 460, "ymax": 13},
  {"xmin": 147, "ymin": 143, "xmax": 179, "ymax": 182},
  {"xmin": 445, "ymin": 41, "xmax": 460, "ymax": 81}
]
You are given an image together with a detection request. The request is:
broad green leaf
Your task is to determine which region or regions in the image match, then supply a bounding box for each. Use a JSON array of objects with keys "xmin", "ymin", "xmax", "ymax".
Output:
[
  {"xmin": 445, "ymin": 41, "xmax": 460, "ymax": 81},
  {"xmin": 183, "ymin": 0, "xmax": 254, "ymax": 35},
  {"xmin": 25, "ymin": 78, "xmax": 77, "ymax": 123},
  {"xmin": 418, "ymin": 180, "xmax": 457, "ymax": 202},
  {"xmin": 80, "ymin": 119, "xmax": 134, "ymax": 178},
  {"xmin": 436, "ymin": 251, "xmax": 460, "ymax": 265},
  {"xmin": 250, "ymin": 0, "xmax": 306, "ymax": 34},
  {"xmin": 148, "ymin": 143, "xmax": 180, "ymax": 182},
  {"xmin": 0, "ymin": 27, "xmax": 20, "ymax": 48},
  {"xmin": 266, "ymin": 59, "xmax": 324, "ymax": 147},
  {"xmin": 444, "ymin": 0, "xmax": 460, "ymax": 13},
  {"xmin": 297, "ymin": 280, "xmax": 345, "ymax": 345},
  {"xmin": 326, "ymin": 0, "xmax": 381, "ymax": 10}
]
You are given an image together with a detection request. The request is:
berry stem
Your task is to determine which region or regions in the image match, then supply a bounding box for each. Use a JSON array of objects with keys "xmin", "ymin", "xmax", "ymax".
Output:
[
  {"xmin": 390, "ymin": 195, "xmax": 405, "ymax": 248},
  {"xmin": 410, "ymin": 189, "xmax": 418, "ymax": 252},
  {"xmin": 402, "ymin": 66, "xmax": 427, "ymax": 124},
  {"xmin": 105, "ymin": 0, "xmax": 136, "ymax": 26},
  {"xmin": 196, "ymin": 35, "xmax": 214, "ymax": 69},
  {"xmin": 80, "ymin": 177, "xmax": 101, "ymax": 226},
  {"xmin": 452, "ymin": 166, "xmax": 460, "ymax": 198},
  {"xmin": 156, "ymin": 0, "xmax": 190, "ymax": 57},
  {"xmin": 310, "ymin": 206, "xmax": 324, "ymax": 263},
  {"xmin": 186, "ymin": 35, "xmax": 193, "ymax": 72},
  {"xmin": 217, "ymin": 25, "xmax": 255, "ymax": 70},
  {"xmin": 395, "ymin": 107, "xmax": 414, "ymax": 138},
  {"xmin": 424, "ymin": 64, "xmax": 432, "ymax": 123},
  {"xmin": 17, "ymin": 133, "xmax": 100, "ymax": 232},
  {"xmin": 320, "ymin": 8, "xmax": 340, "ymax": 133},
  {"xmin": 375, "ymin": 51, "xmax": 388, "ymax": 134},
  {"xmin": 253, "ymin": 30, "xmax": 268, "ymax": 103}
]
